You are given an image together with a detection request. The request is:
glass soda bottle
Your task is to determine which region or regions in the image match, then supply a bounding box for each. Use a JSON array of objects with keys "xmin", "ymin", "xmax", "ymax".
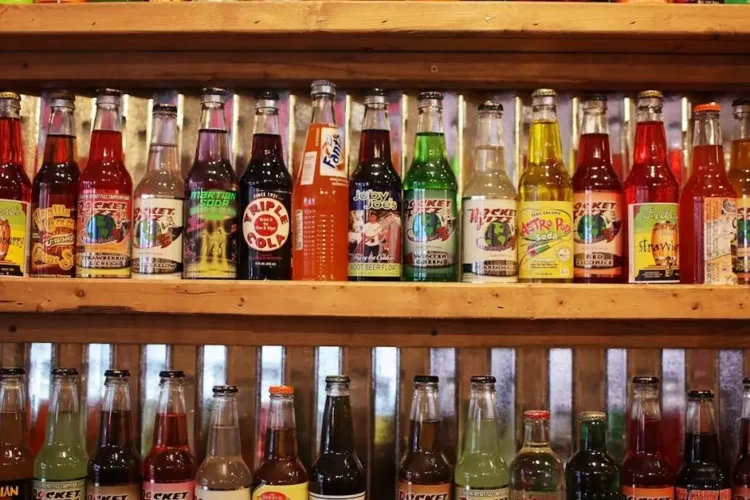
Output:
[
  {"xmin": 518, "ymin": 89, "xmax": 574, "ymax": 283},
  {"xmin": 462, "ymin": 101, "xmax": 518, "ymax": 283},
  {"xmin": 565, "ymin": 412, "xmax": 619, "ymax": 500},
  {"xmin": 624, "ymin": 90, "xmax": 680, "ymax": 283},
  {"xmin": 30, "ymin": 91, "xmax": 80, "ymax": 277},
  {"xmin": 88, "ymin": 370, "xmax": 141, "ymax": 500},
  {"xmin": 33, "ymin": 368, "xmax": 88, "ymax": 500},
  {"xmin": 132, "ymin": 104, "xmax": 185, "ymax": 279},
  {"xmin": 76, "ymin": 89, "xmax": 133, "ymax": 278},
  {"xmin": 143, "ymin": 371, "xmax": 195, "ymax": 500},
  {"xmin": 195, "ymin": 386, "xmax": 252, "ymax": 500},
  {"xmin": 184, "ymin": 87, "xmax": 240, "ymax": 279},
  {"xmin": 509, "ymin": 410, "xmax": 563, "ymax": 500},
  {"xmin": 0, "ymin": 91, "xmax": 31, "ymax": 277},
  {"xmin": 454, "ymin": 376, "xmax": 509, "ymax": 500},
  {"xmin": 252, "ymin": 386, "xmax": 307, "ymax": 500},
  {"xmin": 680, "ymin": 103, "xmax": 738, "ymax": 285},
  {"xmin": 403, "ymin": 92, "xmax": 459, "ymax": 282},
  {"xmin": 348, "ymin": 89, "xmax": 402, "ymax": 282},
  {"xmin": 572, "ymin": 94, "xmax": 624, "ymax": 283},
  {"xmin": 292, "ymin": 80, "xmax": 348, "ymax": 281},
  {"xmin": 0, "ymin": 368, "xmax": 32, "ymax": 500},
  {"xmin": 398, "ymin": 375, "xmax": 452, "ymax": 500},
  {"xmin": 309, "ymin": 376, "xmax": 365, "ymax": 499},
  {"xmin": 621, "ymin": 377, "xmax": 674, "ymax": 500},
  {"xmin": 732, "ymin": 378, "xmax": 750, "ymax": 500},
  {"xmin": 728, "ymin": 98, "xmax": 750, "ymax": 284},
  {"xmin": 675, "ymin": 390, "xmax": 730, "ymax": 500},
  {"xmin": 239, "ymin": 91, "xmax": 292, "ymax": 280}
]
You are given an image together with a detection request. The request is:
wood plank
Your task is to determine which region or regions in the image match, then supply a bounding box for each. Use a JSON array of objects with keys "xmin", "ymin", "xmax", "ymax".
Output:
[
  {"xmin": 112, "ymin": 345, "xmax": 143, "ymax": 446},
  {"xmin": 627, "ymin": 349, "xmax": 661, "ymax": 378},
  {"xmin": 573, "ymin": 348, "xmax": 606, "ymax": 446},
  {"xmin": 1, "ymin": 343, "xmax": 27, "ymax": 368},
  {"xmin": 284, "ymin": 347, "xmax": 316, "ymax": 471},
  {"xmin": 686, "ymin": 349, "xmax": 719, "ymax": 393},
  {"xmin": 226, "ymin": 346, "xmax": 259, "ymax": 471},
  {"xmin": 515, "ymin": 348, "xmax": 548, "ymax": 449},
  {"xmin": 341, "ymin": 347, "xmax": 373, "ymax": 495}
]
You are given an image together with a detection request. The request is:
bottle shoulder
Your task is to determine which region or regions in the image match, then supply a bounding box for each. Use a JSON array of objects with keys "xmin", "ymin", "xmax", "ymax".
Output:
[
  {"xmin": 187, "ymin": 160, "xmax": 239, "ymax": 188},
  {"xmin": 404, "ymin": 159, "xmax": 458, "ymax": 190},
  {"xmin": 253, "ymin": 458, "xmax": 308, "ymax": 486},
  {"xmin": 195, "ymin": 458, "xmax": 252, "ymax": 488}
]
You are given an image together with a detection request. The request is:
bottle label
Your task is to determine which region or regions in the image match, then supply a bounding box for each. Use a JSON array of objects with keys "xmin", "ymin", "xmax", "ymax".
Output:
[
  {"xmin": 309, "ymin": 493, "xmax": 365, "ymax": 500},
  {"xmin": 76, "ymin": 191, "xmax": 132, "ymax": 277},
  {"xmin": 398, "ymin": 482, "xmax": 451, "ymax": 500},
  {"xmin": 508, "ymin": 491, "xmax": 559, "ymax": 500},
  {"xmin": 132, "ymin": 197, "xmax": 184, "ymax": 278},
  {"xmin": 33, "ymin": 478, "xmax": 86, "ymax": 500},
  {"xmin": 455, "ymin": 485, "xmax": 509, "ymax": 500},
  {"xmin": 241, "ymin": 190, "xmax": 292, "ymax": 277},
  {"xmin": 404, "ymin": 190, "xmax": 458, "ymax": 269},
  {"xmin": 461, "ymin": 197, "xmax": 518, "ymax": 282},
  {"xmin": 30, "ymin": 201, "xmax": 76, "ymax": 277},
  {"xmin": 0, "ymin": 479, "xmax": 31, "ymax": 500},
  {"xmin": 572, "ymin": 191, "xmax": 624, "ymax": 279},
  {"xmin": 195, "ymin": 487, "xmax": 251, "ymax": 500},
  {"xmin": 251, "ymin": 483, "xmax": 307, "ymax": 500},
  {"xmin": 87, "ymin": 483, "xmax": 141, "ymax": 500},
  {"xmin": 318, "ymin": 127, "xmax": 346, "ymax": 179},
  {"xmin": 735, "ymin": 198, "xmax": 750, "ymax": 282},
  {"xmin": 0, "ymin": 199, "xmax": 29, "ymax": 277},
  {"xmin": 627, "ymin": 202, "xmax": 679, "ymax": 283},
  {"xmin": 732, "ymin": 486, "xmax": 750, "ymax": 500},
  {"xmin": 184, "ymin": 189, "xmax": 239, "ymax": 279},
  {"xmin": 702, "ymin": 197, "xmax": 737, "ymax": 285},
  {"xmin": 622, "ymin": 486, "xmax": 674, "ymax": 500},
  {"xmin": 518, "ymin": 201, "xmax": 574, "ymax": 280},
  {"xmin": 675, "ymin": 489, "xmax": 730, "ymax": 500},
  {"xmin": 143, "ymin": 481, "xmax": 195, "ymax": 500},
  {"xmin": 348, "ymin": 186, "xmax": 402, "ymax": 278}
]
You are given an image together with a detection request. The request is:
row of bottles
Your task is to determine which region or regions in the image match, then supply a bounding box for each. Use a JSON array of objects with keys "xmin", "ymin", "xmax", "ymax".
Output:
[{"xmin": 1, "ymin": 86, "xmax": 749, "ymax": 283}]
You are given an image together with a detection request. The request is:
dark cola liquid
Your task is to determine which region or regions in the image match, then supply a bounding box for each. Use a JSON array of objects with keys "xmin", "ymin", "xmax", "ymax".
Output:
[
  {"xmin": 239, "ymin": 133, "xmax": 292, "ymax": 280},
  {"xmin": 399, "ymin": 420, "xmax": 452, "ymax": 484},
  {"xmin": 732, "ymin": 419, "xmax": 750, "ymax": 489},
  {"xmin": 254, "ymin": 429, "xmax": 307, "ymax": 486},
  {"xmin": 89, "ymin": 410, "xmax": 141, "ymax": 486},
  {"xmin": 143, "ymin": 413, "xmax": 194, "ymax": 483},
  {"xmin": 676, "ymin": 432, "xmax": 730, "ymax": 493}
]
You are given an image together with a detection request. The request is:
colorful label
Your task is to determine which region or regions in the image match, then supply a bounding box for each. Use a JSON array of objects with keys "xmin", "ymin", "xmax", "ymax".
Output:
[
  {"xmin": 76, "ymin": 191, "xmax": 131, "ymax": 278},
  {"xmin": 195, "ymin": 487, "xmax": 251, "ymax": 500},
  {"xmin": 87, "ymin": 483, "xmax": 140, "ymax": 500},
  {"xmin": 398, "ymin": 482, "xmax": 451, "ymax": 500},
  {"xmin": 455, "ymin": 486, "xmax": 509, "ymax": 500},
  {"xmin": 518, "ymin": 201, "xmax": 574, "ymax": 280},
  {"xmin": 33, "ymin": 478, "xmax": 86, "ymax": 500},
  {"xmin": 251, "ymin": 483, "xmax": 307, "ymax": 500},
  {"xmin": 319, "ymin": 127, "xmax": 346, "ymax": 179},
  {"xmin": 242, "ymin": 190, "xmax": 292, "ymax": 274},
  {"xmin": 509, "ymin": 492, "xmax": 559, "ymax": 500},
  {"xmin": 132, "ymin": 197, "xmax": 184, "ymax": 278},
  {"xmin": 309, "ymin": 493, "xmax": 365, "ymax": 500},
  {"xmin": 622, "ymin": 486, "xmax": 674, "ymax": 500},
  {"xmin": 732, "ymin": 486, "xmax": 750, "ymax": 500},
  {"xmin": 143, "ymin": 481, "xmax": 195, "ymax": 500},
  {"xmin": 703, "ymin": 197, "xmax": 737, "ymax": 285},
  {"xmin": 628, "ymin": 202, "xmax": 679, "ymax": 283},
  {"xmin": 0, "ymin": 479, "xmax": 31, "ymax": 500},
  {"xmin": 184, "ymin": 189, "xmax": 238, "ymax": 279},
  {"xmin": 30, "ymin": 201, "xmax": 76, "ymax": 277},
  {"xmin": 736, "ymin": 198, "xmax": 750, "ymax": 282},
  {"xmin": 0, "ymin": 199, "xmax": 29, "ymax": 277},
  {"xmin": 461, "ymin": 197, "xmax": 517, "ymax": 282},
  {"xmin": 404, "ymin": 190, "xmax": 458, "ymax": 269},
  {"xmin": 348, "ymin": 185, "xmax": 402, "ymax": 278},
  {"xmin": 573, "ymin": 191, "xmax": 624, "ymax": 279},
  {"xmin": 675, "ymin": 489, "xmax": 730, "ymax": 500}
]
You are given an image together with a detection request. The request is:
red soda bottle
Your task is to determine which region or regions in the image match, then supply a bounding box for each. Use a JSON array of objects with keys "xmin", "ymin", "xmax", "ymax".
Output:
[
  {"xmin": 732, "ymin": 378, "xmax": 750, "ymax": 500},
  {"xmin": 143, "ymin": 371, "xmax": 195, "ymax": 500},
  {"xmin": 679, "ymin": 103, "xmax": 737, "ymax": 284}
]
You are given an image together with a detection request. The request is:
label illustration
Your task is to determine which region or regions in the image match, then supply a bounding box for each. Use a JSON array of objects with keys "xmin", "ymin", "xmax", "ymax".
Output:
[
  {"xmin": 250, "ymin": 483, "xmax": 307, "ymax": 500},
  {"xmin": 184, "ymin": 189, "xmax": 239, "ymax": 279},
  {"xmin": 622, "ymin": 486, "xmax": 674, "ymax": 500},
  {"xmin": 0, "ymin": 479, "xmax": 31, "ymax": 500},
  {"xmin": 573, "ymin": 191, "xmax": 624, "ymax": 279},
  {"xmin": 462, "ymin": 197, "xmax": 517, "ymax": 282},
  {"xmin": 736, "ymin": 198, "xmax": 750, "ymax": 282},
  {"xmin": 404, "ymin": 190, "xmax": 458, "ymax": 270},
  {"xmin": 143, "ymin": 481, "xmax": 195, "ymax": 500},
  {"xmin": 195, "ymin": 487, "xmax": 251, "ymax": 500},
  {"xmin": 87, "ymin": 483, "xmax": 140, "ymax": 500},
  {"xmin": 30, "ymin": 200, "xmax": 76, "ymax": 277},
  {"xmin": 675, "ymin": 489, "xmax": 731, "ymax": 500},
  {"xmin": 733, "ymin": 486, "xmax": 750, "ymax": 500},
  {"xmin": 703, "ymin": 197, "xmax": 737, "ymax": 285},
  {"xmin": 0, "ymin": 199, "xmax": 29, "ymax": 277},
  {"xmin": 76, "ymin": 191, "xmax": 131, "ymax": 278},
  {"xmin": 319, "ymin": 127, "xmax": 346, "ymax": 179},
  {"xmin": 348, "ymin": 186, "xmax": 402, "ymax": 278},
  {"xmin": 628, "ymin": 202, "xmax": 679, "ymax": 283},
  {"xmin": 518, "ymin": 201, "xmax": 574, "ymax": 280},
  {"xmin": 309, "ymin": 493, "xmax": 365, "ymax": 500},
  {"xmin": 33, "ymin": 478, "xmax": 86, "ymax": 500},
  {"xmin": 242, "ymin": 192, "xmax": 291, "ymax": 253},
  {"xmin": 398, "ymin": 482, "xmax": 451, "ymax": 500},
  {"xmin": 455, "ymin": 485, "xmax": 509, "ymax": 500},
  {"xmin": 132, "ymin": 197, "xmax": 184, "ymax": 278}
]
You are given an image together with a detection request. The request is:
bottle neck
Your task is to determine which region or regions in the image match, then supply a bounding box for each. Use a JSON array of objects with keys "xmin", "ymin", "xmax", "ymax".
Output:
[
  {"xmin": 90, "ymin": 104, "xmax": 123, "ymax": 163},
  {"xmin": 206, "ymin": 394, "xmax": 242, "ymax": 458},
  {"xmin": 47, "ymin": 378, "xmax": 82, "ymax": 445},
  {"xmin": 0, "ymin": 115, "xmax": 24, "ymax": 167},
  {"xmin": 474, "ymin": 112, "xmax": 505, "ymax": 175},
  {"xmin": 735, "ymin": 112, "xmax": 750, "ymax": 141},
  {"xmin": 265, "ymin": 395, "xmax": 298, "ymax": 459},
  {"xmin": 43, "ymin": 105, "xmax": 77, "ymax": 166},
  {"xmin": 578, "ymin": 418, "xmax": 607, "ymax": 452},
  {"xmin": 196, "ymin": 103, "xmax": 230, "ymax": 163},
  {"xmin": 311, "ymin": 95, "xmax": 336, "ymax": 126},
  {"xmin": 692, "ymin": 114, "xmax": 725, "ymax": 174},
  {"xmin": 146, "ymin": 113, "xmax": 180, "ymax": 174},
  {"xmin": 99, "ymin": 379, "xmax": 133, "ymax": 447},
  {"xmin": 522, "ymin": 419, "xmax": 551, "ymax": 448},
  {"xmin": 250, "ymin": 109, "xmax": 283, "ymax": 163},
  {"xmin": 528, "ymin": 106, "xmax": 563, "ymax": 166},
  {"xmin": 409, "ymin": 385, "xmax": 442, "ymax": 452},
  {"xmin": 153, "ymin": 380, "xmax": 188, "ymax": 447},
  {"xmin": 320, "ymin": 393, "xmax": 355, "ymax": 454},
  {"xmin": 414, "ymin": 107, "xmax": 447, "ymax": 162},
  {"xmin": 684, "ymin": 399, "xmax": 720, "ymax": 463},
  {"xmin": 359, "ymin": 104, "xmax": 392, "ymax": 163},
  {"xmin": 633, "ymin": 118, "xmax": 669, "ymax": 167},
  {"xmin": 0, "ymin": 377, "xmax": 27, "ymax": 445},
  {"xmin": 462, "ymin": 387, "xmax": 499, "ymax": 454},
  {"xmin": 628, "ymin": 389, "xmax": 662, "ymax": 455}
]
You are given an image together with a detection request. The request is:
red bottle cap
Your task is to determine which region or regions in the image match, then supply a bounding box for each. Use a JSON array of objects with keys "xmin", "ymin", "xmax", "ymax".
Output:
[
  {"xmin": 694, "ymin": 102, "xmax": 721, "ymax": 113},
  {"xmin": 270, "ymin": 385, "xmax": 294, "ymax": 395},
  {"xmin": 524, "ymin": 410, "xmax": 550, "ymax": 420}
]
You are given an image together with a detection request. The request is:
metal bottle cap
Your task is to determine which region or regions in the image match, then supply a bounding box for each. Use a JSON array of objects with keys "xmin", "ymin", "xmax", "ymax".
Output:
[
  {"xmin": 311, "ymin": 80, "xmax": 336, "ymax": 97},
  {"xmin": 478, "ymin": 100, "xmax": 503, "ymax": 113},
  {"xmin": 364, "ymin": 88, "xmax": 388, "ymax": 106},
  {"xmin": 532, "ymin": 88, "xmax": 557, "ymax": 106}
]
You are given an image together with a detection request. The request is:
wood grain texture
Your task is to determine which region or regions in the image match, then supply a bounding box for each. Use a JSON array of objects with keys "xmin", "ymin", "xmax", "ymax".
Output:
[
  {"xmin": 687, "ymin": 348, "xmax": 719, "ymax": 394},
  {"xmin": 1, "ymin": 343, "xmax": 27, "ymax": 369},
  {"xmin": 456, "ymin": 348, "xmax": 490, "ymax": 453},
  {"xmin": 226, "ymin": 346, "xmax": 258, "ymax": 470},
  {"xmin": 342, "ymin": 347, "xmax": 373, "ymax": 495},
  {"xmin": 113, "ymin": 344, "xmax": 143, "ymax": 444},
  {"xmin": 515, "ymin": 348, "xmax": 548, "ymax": 449},
  {"xmin": 284, "ymin": 347, "xmax": 317, "ymax": 471},
  {"xmin": 574, "ymin": 349, "xmax": 606, "ymax": 412}
]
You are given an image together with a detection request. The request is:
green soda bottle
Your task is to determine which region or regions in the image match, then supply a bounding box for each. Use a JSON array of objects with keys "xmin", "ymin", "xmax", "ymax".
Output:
[
  {"xmin": 33, "ymin": 368, "xmax": 88, "ymax": 500},
  {"xmin": 403, "ymin": 92, "xmax": 459, "ymax": 282},
  {"xmin": 565, "ymin": 412, "xmax": 620, "ymax": 500},
  {"xmin": 455, "ymin": 376, "xmax": 510, "ymax": 500}
]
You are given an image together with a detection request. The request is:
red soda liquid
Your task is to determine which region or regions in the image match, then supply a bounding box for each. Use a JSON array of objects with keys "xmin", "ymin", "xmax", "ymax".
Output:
[
  {"xmin": 142, "ymin": 413, "xmax": 195, "ymax": 497},
  {"xmin": 621, "ymin": 417, "xmax": 674, "ymax": 490}
]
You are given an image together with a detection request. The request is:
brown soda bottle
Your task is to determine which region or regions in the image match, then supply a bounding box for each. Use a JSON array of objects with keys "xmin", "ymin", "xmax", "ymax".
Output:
[
  {"xmin": 88, "ymin": 370, "xmax": 141, "ymax": 500},
  {"xmin": 728, "ymin": 98, "xmax": 750, "ymax": 284},
  {"xmin": 0, "ymin": 91, "xmax": 32, "ymax": 277},
  {"xmin": 30, "ymin": 91, "xmax": 80, "ymax": 277},
  {"xmin": 76, "ymin": 89, "xmax": 133, "ymax": 278},
  {"xmin": 309, "ymin": 376, "xmax": 365, "ymax": 500},
  {"xmin": 398, "ymin": 375, "xmax": 452, "ymax": 500},
  {"xmin": 252, "ymin": 386, "xmax": 307, "ymax": 500},
  {"xmin": 732, "ymin": 378, "xmax": 750, "ymax": 500},
  {"xmin": 143, "ymin": 371, "xmax": 195, "ymax": 500},
  {"xmin": 0, "ymin": 368, "xmax": 32, "ymax": 500}
]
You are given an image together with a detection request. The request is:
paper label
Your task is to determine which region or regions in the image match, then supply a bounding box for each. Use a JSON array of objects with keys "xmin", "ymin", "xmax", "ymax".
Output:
[
  {"xmin": 143, "ymin": 481, "xmax": 195, "ymax": 500},
  {"xmin": 308, "ymin": 493, "xmax": 365, "ymax": 500},
  {"xmin": 732, "ymin": 486, "xmax": 750, "ymax": 500},
  {"xmin": 735, "ymin": 198, "xmax": 750, "ymax": 282},
  {"xmin": 348, "ymin": 186, "xmax": 402, "ymax": 278},
  {"xmin": 622, "ymin": 486, "xmax": 674, "ymax": 500},
  {"xmin": 703, "ymin": 197, "xmax": 737, "ymax": 284},
  {"xmin": 675, "ymin": 488, "xmax": 730, "ymax": 500},
  {"xmin": 33, "ymin": 478, "xmax": 86, "ymax": 500},
  {"xmin": 76, "ymin": 191, "xmax": 131, "ymax": 277},
  {"xmin": 628, "ymin": 202, "xmax": 679, "ymax": 283},
  {"xmin": 573, "ymin": 191, "xmax": 624, "ymax": 279},
  {"xmin": 0, "ymin": 479, "xmax": 31, "ymax": 500},
  {"xmin": 462, "ymin": 197, "xmax": 517, "ymax": 282},
  {"xmin": 184, "ymin": 189, "xmax": 238, "ymax": 279},
  {"xmin": 398, "ymin": 482, "xmax": 451, "ymax": 500},
  {"xmin": 30, "ymin": 201, "xmax": 76, "ymax": 277},
  {"xmin": 250, "ymin": 483, "xmax": 307, "ymax": 500},
  {"xmin": 195, "ymin": 487, "xmax": 251, "ymax": 500},
  {"xmin": 300, "ymin": 153, "xmax": 316, "ymax": 186},
  {"xmin": 87, "ymin": 483, "xmax": 140, "ymax": 500},
  {"xmin": 455, "ymin": 485, "xmax": 509, "ymax": 500},
  {"xmin": 132, "ymin": 197, "xmax": 184, "ymax": 277},
  {"xmin": 318, "ymin": 127, "xmax": 346, "ymax": 179},
  {"xmin": 404, "ymin": 190, "xmax": 458, "ymax": 269},
  {"xmin": 0, "ymin": 199, "xmax": 29, "ymax": 277},
  {"xmin": 518, "ymin": 201, "xmax": 574, "ymax": 280}
]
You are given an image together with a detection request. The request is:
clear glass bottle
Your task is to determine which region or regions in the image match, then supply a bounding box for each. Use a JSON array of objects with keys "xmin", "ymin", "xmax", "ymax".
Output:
[
  {"xmin": 0, "ymin": 368, "xmax": 32, "ymax": 500},
  {"xmin": 509, "ymin": 410, "xmax": 563, "ymax": 500},
  {"xmin": 729, "ymin": 98, "xmax": 750, "ymax": 284}
]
